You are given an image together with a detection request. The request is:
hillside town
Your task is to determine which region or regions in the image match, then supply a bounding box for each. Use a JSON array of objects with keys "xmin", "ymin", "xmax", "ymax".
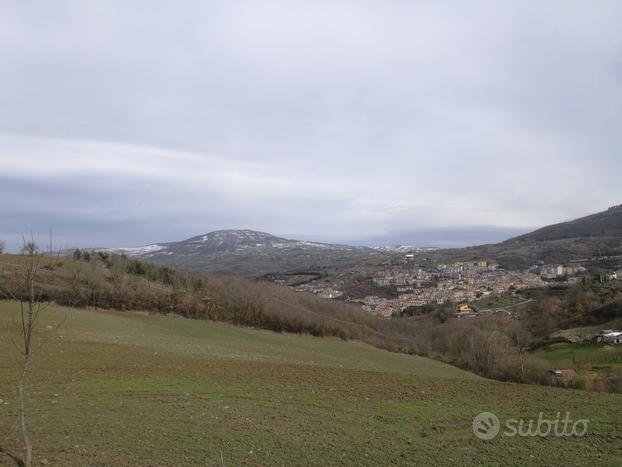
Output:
[
  {"xmin": 359, "ymin": 260, "xmax": 545, "ymax": 317},
  {"xmin": 295, "ymin": 257, "xmax": 620, "ymax": 318}
]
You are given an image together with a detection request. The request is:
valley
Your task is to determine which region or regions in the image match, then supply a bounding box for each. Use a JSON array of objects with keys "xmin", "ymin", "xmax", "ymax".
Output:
[{"xmin": 88, "ymin": 206, "xmax": 622, "ymax": 320}]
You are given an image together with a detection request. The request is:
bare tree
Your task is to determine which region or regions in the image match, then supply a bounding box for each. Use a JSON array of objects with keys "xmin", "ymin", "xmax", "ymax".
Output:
[
  {"xmin": 0, "ymin": 238, "xmax": 48, "ymax": 467},
  {"xmin": 509, "ymin": 309, "xmax": 534, "ymax": 383},
  {"xmin": 85, "ymin": 255, "xmax": 106, "ymax": 306},
  {"xmin": 68, "ymin": 252, "xmax": 85, "ymax": 306},
  {"xmin": 0, "ymin": 233, "xmax": 68, "ymax": 466},
  {"xmin": 0, "ymin": 239, "xmax": 5, "ymax": 254},
  {"xmin": 15, "ymin": 238, "xmax": 45, "ymax": 467}
]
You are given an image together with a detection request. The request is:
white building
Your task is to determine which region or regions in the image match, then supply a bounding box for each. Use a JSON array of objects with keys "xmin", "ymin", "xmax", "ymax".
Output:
[{"xmin": 594, "ymin": 330, "xmax": 622, "ymax": 345}]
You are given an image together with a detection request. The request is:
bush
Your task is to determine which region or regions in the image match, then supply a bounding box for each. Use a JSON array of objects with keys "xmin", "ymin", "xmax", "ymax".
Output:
[{"xmin": 126, "ymin": 259, "xmax": 147, "ymax": 275}]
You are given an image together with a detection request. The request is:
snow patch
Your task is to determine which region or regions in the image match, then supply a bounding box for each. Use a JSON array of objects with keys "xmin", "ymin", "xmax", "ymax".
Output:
[{"xmin": 109, "ymin": 244, "xmax": 166, "ymax": 256}]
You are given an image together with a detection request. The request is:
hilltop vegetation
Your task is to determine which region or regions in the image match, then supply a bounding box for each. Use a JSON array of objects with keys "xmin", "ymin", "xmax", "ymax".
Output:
[
  {"xmin": 512, "ymin": 205, "xmax": 622, "ymax": 242},
  {"xmin": 1, "ymin": 302, "xmax": 621, "ymax": 466},
  {"xmin": 429, "ymin": 206, "xmax": 622, "ymax": 270}
]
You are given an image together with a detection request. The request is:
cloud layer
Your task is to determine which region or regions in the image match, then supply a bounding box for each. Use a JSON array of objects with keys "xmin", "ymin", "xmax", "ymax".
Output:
[{"xmin": 1, "ymin": 1, "xmax": 621, "ymax": 250}]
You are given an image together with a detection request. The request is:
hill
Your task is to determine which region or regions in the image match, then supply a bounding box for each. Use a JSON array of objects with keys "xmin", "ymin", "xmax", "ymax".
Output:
[
  {"xmin": 511, "ymin": 205, "xmax": 622, "ymax": 242},
  {"xmin": 101, "ymin": 229, "xmax": 377, "ymax": 277},
  {"xmin": 1, "ymin": 302, "xmax": 621, "ymax": 466},
  {"xmin": 429, "ymin": 206, "xmax": 622, "ymax": 270}
]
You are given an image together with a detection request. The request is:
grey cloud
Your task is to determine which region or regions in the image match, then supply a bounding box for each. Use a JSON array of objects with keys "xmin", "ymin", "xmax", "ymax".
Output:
[{"xmin": 0, "ymin": 1, "xmax": 621, "ymax": 251}]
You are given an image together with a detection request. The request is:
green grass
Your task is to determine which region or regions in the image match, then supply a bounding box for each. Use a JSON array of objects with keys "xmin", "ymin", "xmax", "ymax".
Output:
[
  {"xmin": 1, "ymin": 301, "xmax": 622, "ymax": 466},
  {"xmin": 0, "ymin": 302, "xmax": 476, "ymax": 378},
  {"xmin": 535, "ymin": 342, "xmax": 622, "ymax": 369}
]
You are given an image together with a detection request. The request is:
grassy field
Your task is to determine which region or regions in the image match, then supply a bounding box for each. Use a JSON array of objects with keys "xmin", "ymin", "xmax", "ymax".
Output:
[
  {"xmin": 1, "ymin": 301, "xmax": 621, "ymax": 466},
  {"xmin": 535, "ymin": 342, "xmax": 622, "ymax": 369}
]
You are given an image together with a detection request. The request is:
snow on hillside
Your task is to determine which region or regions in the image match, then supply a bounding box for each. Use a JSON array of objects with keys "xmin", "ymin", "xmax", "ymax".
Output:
[
  {"xmin": 86, "ymin": 230, "xmax": 369, "ymax": 260},
  {"xmin": 103, "ymin": 244, "xmax": 166, "ymax": 256}
]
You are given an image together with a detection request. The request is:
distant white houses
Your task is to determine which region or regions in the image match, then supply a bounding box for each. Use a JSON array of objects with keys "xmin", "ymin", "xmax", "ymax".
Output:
[
  {"xmin": 594, "ymin": 330, "xmax": 622, "ymax": 345},
  {"xmin": 540, "ymin": 264, "xmax": 586, "ymax": 279}
]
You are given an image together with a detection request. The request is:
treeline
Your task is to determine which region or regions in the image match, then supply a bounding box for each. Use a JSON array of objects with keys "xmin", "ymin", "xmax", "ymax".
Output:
[
  {"xmin": 2, "ymin": 252, "xmax": 409, "ymax": 343},
  {"xmin": 2, "ymin": 251, "xmax": 619, "ymax": 388},
  {"xmin": 521, "ymin": 283, "xmax": 622, "ymax": 338}
]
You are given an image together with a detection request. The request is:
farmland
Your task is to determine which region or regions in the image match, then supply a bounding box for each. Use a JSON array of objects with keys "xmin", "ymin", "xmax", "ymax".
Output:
[
  {"xmin": 1, "ymin": 301, "xmax": 622, "ymax": 466},
  {"xmin": 535, "ymin": 342, "xmax": 622, "ymax": 369}
]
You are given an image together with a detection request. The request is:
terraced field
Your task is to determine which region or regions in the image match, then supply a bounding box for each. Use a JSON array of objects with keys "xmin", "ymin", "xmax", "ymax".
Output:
[{"xmin": 1, "ymin": 301, "xmax": 621, "ymax": 466}]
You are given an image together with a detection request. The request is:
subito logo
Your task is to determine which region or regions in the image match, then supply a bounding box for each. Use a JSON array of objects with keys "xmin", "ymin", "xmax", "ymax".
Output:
[{"xmin": 472, "ymin": 412, "xmax": 500, "ymax": 440}]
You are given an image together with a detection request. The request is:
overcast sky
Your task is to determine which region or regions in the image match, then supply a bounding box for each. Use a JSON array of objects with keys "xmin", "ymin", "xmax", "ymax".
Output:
[{"xmin": 1, "ymin": 1, "xmax": 621, "ymax": 251}]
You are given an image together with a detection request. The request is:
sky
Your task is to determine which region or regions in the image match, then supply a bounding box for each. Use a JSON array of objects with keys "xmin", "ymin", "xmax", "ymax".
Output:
[{"xmin": 1, "ymin": 1, "xmax": 621, "ymax": 251}]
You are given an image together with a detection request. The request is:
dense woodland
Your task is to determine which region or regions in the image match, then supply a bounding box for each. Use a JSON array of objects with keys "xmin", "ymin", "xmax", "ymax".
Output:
[{"xmin": 1, "ymin": 250, "xmax": 621, "ymax": 389}]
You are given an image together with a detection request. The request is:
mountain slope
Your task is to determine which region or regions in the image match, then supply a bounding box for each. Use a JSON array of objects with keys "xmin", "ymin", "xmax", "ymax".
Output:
[
  {"xmin": 109, "ymin": 229, "xmax": 375, "ymax": 276},
  {"xmin": 433, "ymin": 206, "xmax": 622, "ymax": 270},
  {"xmin": 510, "ymin": 205, "xmax": 622, "ymax": 242}
]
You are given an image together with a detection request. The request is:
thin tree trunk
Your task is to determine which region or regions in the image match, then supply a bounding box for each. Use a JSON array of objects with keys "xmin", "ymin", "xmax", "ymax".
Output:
[
  {"xmin": 470, "ymin": 339, "xmax": 478, "ymax": 371},
  {"xmin": 519, "ymin": 349, "xmax": 526, "ymax": 382},
  {"xmin": 19, "ymin": 352, "xmax": 33, "ymax": 467}
]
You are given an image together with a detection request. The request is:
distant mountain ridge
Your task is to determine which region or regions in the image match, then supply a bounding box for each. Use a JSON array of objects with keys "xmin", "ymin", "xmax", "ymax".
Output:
[
  {"xmin": 116, "ymin": 229, "xmax": 364, "ymax": 257},
  {"xmin": 104, "ymin": 229, "xmax": 375, "ymax": 276},
  {"xmin": 93, "ymin": 206, "xmax": 622, "ymax": 275}
]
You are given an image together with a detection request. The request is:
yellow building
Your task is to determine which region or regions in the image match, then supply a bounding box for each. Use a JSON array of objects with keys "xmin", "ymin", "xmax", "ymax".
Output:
[{"xmin": 457, "ymin": 303, "xmax": 472, "ymax": 313}]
